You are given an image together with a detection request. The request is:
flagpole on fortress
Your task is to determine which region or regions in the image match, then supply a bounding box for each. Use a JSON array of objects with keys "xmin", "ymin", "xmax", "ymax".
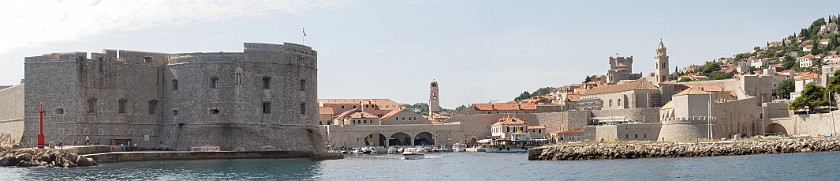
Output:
[{"xmin": 302, "ymin": 28, "xmax": 307, "ymax": 45}]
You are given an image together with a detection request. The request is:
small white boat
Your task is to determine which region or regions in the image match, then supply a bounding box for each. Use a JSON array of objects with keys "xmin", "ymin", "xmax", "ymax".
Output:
[
  {"xmin": 387, "ymin": 147, "xmax": 398, "ymax": 154},
  {"xmin": 452, "ymin": 143, "xmax": 467, "ymax": 152},
  {"xmin": 350, "ymin": 148, "xmax": 365, "ymax": 154},
  {"xmin": 401, "ymin": 148, "xmax": 425, "ymax": 160}
]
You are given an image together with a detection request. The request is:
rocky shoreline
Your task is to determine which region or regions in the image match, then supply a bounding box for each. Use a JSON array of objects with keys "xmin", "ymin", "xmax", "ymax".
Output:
[
  {"xmin": 528, "ymin": 138, "xmax": 840, "ymax": 160},
  {"xmin": 0, "ymin": 147, "xmax": 97, "ymax": 167}
]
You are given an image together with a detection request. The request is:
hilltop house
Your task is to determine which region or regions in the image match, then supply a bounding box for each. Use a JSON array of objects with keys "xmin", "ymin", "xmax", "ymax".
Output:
[{"xmin": 799, "ymin": 54, "xmax": 819, "ymax": 68}]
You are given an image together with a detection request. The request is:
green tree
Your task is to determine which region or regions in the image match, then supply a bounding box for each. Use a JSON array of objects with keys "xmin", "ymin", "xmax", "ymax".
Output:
[
  {"xmin": 454, "ymin": 105, "xmax": 467, "ymax": 112},
  {"xmin": 826, "ymin": 69, "xmax": 840, "ymax": 95},
  {"xmin": 699, "ymin": 62, "xmax": 721, "ymax": 75},
  {"xmin": 514, "ymin": 91, "xmax": 531, "ymax": 101},
  {"xmin": 678, "ymin": 78, "xmax": 692, "ymax": 82},
  {"xmin": 531, "ymin": 87, "xmax": 554, "ymax": 97},
  {"xmin": 708, "ymin": 71, "xmax": 731, "ymax": 80},
  {"xmin": 402, "ymin": 103, "xmax": 429, "ymax": 115},
  {"xmin": 773, "ymin": 79, "xmax": 795, "ymax": 99},
  {"xmin": 782, "ymin": 60, "xmax": 797, "ymax": 70},
  {"xmin": 584, "ymin": 76, "xmax": 592, "ymax": 83},
  {"xmin": 789, "ymin": 83, "xmax": 827, "ymax": 111}
]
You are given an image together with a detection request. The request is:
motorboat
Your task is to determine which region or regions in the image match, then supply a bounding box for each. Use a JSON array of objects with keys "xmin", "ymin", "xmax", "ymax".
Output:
[
  {"xmin": 387, "ymin": 147, "xmax": 398, "ymax": 154},
  {"xmin": 452, "ymin": 143, "xmax": 467, "ymax": 152},
  {"xmin": 350, "ymin": 148, "xmax": 365, "ymax": 154},
  {"xmin": 401, "ymin": 148, "xmax": 425, "ymax": 160}
]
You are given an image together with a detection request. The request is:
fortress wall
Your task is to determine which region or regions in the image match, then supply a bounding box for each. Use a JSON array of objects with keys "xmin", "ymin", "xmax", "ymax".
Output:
[
  {"xmin": 0, "ymin": 84, "xmax": 25, "ymax": 144},
  {"xmin": 22, "ymin": 43, "xmax": 324, "ymax": 152},
  {"xmin": 764, "ymin": 102, "xmax": 790, "ymax": 119},
  {"xmin": 591, "ymin": 107, "xmax": 660, "ymax": 123}
]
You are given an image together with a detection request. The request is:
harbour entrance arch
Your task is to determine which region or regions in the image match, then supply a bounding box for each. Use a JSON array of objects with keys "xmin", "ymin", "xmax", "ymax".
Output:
[
  {"xmin": 364, "ymin": 133, "xmax": 387, "ymax": 147},
  {"xmin": 389, "ymin": 132, "xmax": 412, "ymax": 146},
  {"xmin": 765, "ymin": 123, "xmax": 788, "ymax": 136},
  {"xmin": 414, "ymin": 132, "xmax": 434, "ymax": 146}
]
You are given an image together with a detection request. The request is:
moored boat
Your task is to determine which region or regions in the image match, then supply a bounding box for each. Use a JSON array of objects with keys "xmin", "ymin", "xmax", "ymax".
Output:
[{"xmin": 452, "ymin": 143, "xmax": 467, "ymax": 152}]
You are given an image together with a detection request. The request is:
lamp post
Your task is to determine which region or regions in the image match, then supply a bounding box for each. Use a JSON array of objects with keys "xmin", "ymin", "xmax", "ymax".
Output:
[{"xmin": 37, "ymin": 102, "xmax": 45, "ymax": 149}]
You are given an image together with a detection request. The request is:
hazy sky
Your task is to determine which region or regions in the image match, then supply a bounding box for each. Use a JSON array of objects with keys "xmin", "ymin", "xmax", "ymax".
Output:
[{"xmin": 1, "ymin": 0, "xmax": 838, "ymax": 108}]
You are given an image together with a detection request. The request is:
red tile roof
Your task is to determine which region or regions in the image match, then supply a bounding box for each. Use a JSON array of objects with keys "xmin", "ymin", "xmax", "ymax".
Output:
[
  {"xmin": 492, "ymin": 116, "xmax": 528, "ymax": 125},
  {"xmin": 580, "ymin": 79, "xmax": 659, "ymax": 96},
  {"xmin": 550, "ymin": 129, "xmax": 585, "ymax": 134},
  {"xmin": 473, "ymin": 103, "xmax": 537, "ymax": 111}
]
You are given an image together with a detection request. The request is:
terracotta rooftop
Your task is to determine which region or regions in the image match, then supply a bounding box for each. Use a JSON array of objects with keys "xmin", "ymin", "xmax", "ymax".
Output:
[
  {"xmin": 492, "ymin": 116, "xmax": 528, "ymax": 125},
  {"xmin": 378, "ymin": 109, "xmax": 403, "ymax": 120},
  {"xmin": 580, "ymin": 79, "xmax": 659, "ymax": 96},
  {"xmin": 473, "ymin": 103, "xmax": 537, "ymax": 111},
  {"xmin": 549, "ymin": 129, "xmax": 584, "ymax": 134},
  {"xmin": 796, "ymin": 72, "xmax": 820, "ymax": 80},
  {"xmin": 674, "ymin": 87, "xmax": 712, "ymax": 96},
  {"xmin": 334, "ymin": 109, "xmax": 379, "ymax": 120}
]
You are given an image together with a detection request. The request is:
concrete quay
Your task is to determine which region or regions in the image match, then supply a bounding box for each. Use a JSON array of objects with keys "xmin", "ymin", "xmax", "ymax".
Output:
[
  {"xmin": 84, "ymin": 150, "xmax": 343, "ymax": 163},
  {"xmin": 528, "ymin": 137, "xmax": 840, "ymax": 160}
]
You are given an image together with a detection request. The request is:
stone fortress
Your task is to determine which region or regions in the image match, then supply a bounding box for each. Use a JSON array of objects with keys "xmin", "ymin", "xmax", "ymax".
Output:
[{"xmin": 0, "ymin": 42, "xmax": 326, "ymax": 152}]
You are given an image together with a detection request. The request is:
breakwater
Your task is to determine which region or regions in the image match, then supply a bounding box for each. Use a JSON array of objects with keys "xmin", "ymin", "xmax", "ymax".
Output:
[
  {"xmin": 0, "ymin": 148, "xmax": 97, "ymax": 167},
  {"xmin": 528, "ymin": 138, "xmax": 840, "ymax": 160}
]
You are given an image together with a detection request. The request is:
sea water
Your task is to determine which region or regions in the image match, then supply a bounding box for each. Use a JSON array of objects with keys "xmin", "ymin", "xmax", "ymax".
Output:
[{"xmin": 1, "ymin": 151, "xmax": 839, "ymax": 180}]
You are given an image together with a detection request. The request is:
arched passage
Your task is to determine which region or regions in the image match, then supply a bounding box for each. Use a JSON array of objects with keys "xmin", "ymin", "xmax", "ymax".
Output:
[
  {"xmin": 414, "ymin": 132, "xmax": 434, "ymax": 146},
  {"xmin": 389, "ymin": 132, "xmax": 412, "ymax": 146},
  {"xmin": 364, "ymin": 133, "xmax": 387, "ymax": 147},
  {"xmin": 765, "ymin": 123, "xmax": 788, "ymax": 136}
]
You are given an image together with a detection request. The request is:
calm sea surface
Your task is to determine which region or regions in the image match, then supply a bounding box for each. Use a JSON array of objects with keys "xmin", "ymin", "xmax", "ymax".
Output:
[{"xmin": 2, "ymin": 151, "xmax": 839, "ymax": 180}]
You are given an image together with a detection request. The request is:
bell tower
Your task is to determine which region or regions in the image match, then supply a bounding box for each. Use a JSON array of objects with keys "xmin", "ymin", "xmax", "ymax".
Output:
[
  {"xmin": 429, "ymin": 80, "xmax": 440, "ymax": 115},
  {"xmin": 654, "ymin": 39, "xmax": 670, "ymax": 83}
]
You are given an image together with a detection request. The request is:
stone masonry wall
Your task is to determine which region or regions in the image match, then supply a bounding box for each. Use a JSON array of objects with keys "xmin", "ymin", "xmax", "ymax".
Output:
[{"xmin": 0, "ymin": 84, "xmax": 24, "ymax": 144}]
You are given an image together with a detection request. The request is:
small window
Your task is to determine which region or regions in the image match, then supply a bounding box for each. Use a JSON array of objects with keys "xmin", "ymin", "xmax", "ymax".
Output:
[
  {"xmin": 143, "ymin": 56, "xmax": 152, "ymax": 63},
  {"xmin": 300, "ymin": 102, "xmax": 306, "ymax": 114},
  {"xmin": 211, "ymin": 78, "xmax": 219, "ymax": 89},
  {"xmin": 300, "ymin": 79, "xmax": 306, "ymax": 91},
  {"xmin": 54, "ymin": 108, "xmax": 64, "ymax": 114},
  {"xmin": 87, "ymin": 98, "xmax": 97, "ymax": 113},
  {"xmin": 172, "ymin": 79, "xmax": 178, "ymax": 90},
  {"xmin": 148, "ymin": 100, "xmax": 158, "ymax": 114},
  {"xmin": 635, "ymin": 134, "xmax": 638, "ymax": 139},
  {"xmin": 263, "ymin": 102, "xmax": 271, "ymax": 113},
  {"xmin": 262, "ymin": 77, "xmax": 271, "ymax": 89},
  {"xmin": 172, "ymin": 110, "xmax": 178, "ymax": 116},
  {"xmin": 118, "ymin": 99, "xmax": 128, "ymax": 114},
  {"xmin": 209, "ymin": 109, "xmax": 220, "ymax": 115}
]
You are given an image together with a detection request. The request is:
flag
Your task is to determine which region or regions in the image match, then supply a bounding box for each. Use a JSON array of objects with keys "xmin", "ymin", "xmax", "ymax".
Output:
[{"xmin": 303, "ymin": 28, "xmax": 306, "ymax": 36}]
